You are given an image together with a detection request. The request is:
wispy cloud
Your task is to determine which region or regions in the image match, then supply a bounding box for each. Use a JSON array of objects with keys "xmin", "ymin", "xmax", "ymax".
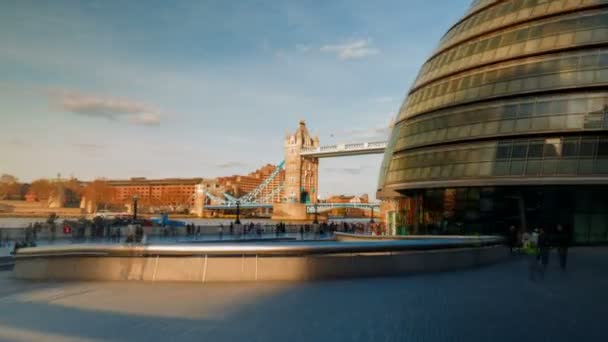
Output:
[
  {"xmin": 338, "ymin": 114, "xmax": 395, "ymax": 141},
  {"xmin": 216, "ymin": 161, "xmax": 248, "ymax": 169},
  {"xmin": 320, "ymin": 39, "xmax": 379, "ymax": 60},
  {"xmin": 50, "ymin": 89, "xmax": 162, "ymax": 126}
]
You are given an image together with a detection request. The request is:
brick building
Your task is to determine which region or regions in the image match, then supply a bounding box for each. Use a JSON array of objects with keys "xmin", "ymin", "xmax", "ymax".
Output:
[{"xmin": 108, "ymin": 177, "xmax": 203, "ymax": 208}]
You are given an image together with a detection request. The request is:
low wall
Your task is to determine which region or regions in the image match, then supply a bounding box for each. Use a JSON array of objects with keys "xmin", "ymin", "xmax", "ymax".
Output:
[
  {"xmin": 335, "ymin": 232, "xmax": 505, "ymax": 242},
  {"xmin": 14, "ymin": 240, "xmax": 509, "ymax": 282}
]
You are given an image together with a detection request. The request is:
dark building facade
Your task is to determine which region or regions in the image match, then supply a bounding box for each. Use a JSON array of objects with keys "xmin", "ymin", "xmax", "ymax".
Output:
[{"xmin": 378, "ymin": 0, "xmax": 608, "ymax": 243}]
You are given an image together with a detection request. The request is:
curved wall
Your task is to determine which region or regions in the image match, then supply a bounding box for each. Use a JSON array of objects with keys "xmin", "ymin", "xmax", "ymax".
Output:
[{"xmin": 379, "ymin": 0, "xmax": 608, "ymax": 194}]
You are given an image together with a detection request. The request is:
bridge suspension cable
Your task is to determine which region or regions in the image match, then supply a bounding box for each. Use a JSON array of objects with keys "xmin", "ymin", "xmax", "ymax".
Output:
[
  {"xmin": 238, "ymin": 160, "xmax": 285, "ymax": 203},
  {"xmin": 255, "ymin": 183, "xmax": 284, "ymax": 204}
]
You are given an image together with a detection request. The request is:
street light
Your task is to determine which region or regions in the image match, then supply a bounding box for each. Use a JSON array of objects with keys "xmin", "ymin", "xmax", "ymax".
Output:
[
  {"xmin": 132, "ymin": 194, "xmax": 139, "ymax": 222},
  {"xmin": 370, "ymin": 206, "xmax": 375, "ymax": 223},
  {"xmin": 313, "ymin": 202, "xmax": 319, "ymax": 224},
  {"xmin": 235, "ymin": 200, "xmax": 241, "ymax": 225}
]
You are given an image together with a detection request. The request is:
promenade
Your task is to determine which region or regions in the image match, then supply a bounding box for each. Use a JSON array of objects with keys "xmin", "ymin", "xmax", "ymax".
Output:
[{"xmin": 0, "ymin": 247, "xmax": 606, "ymax": 341}]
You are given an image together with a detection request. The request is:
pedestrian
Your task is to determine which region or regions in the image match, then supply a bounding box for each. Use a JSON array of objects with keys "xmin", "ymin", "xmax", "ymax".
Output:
[
  {"xmin": 554, "ymin": 224, "xmax": 570, "ymax": 270},
  {"xmin": 299, "ymin": 225, "xmax": 304, "ymax": 239},
  {"xmin": 507, "ymin": 225, "xmax": 518, "ymax": 255},
  {"xmin": 229, "ymin": 222, "xmax": 234, "ymax": 235},
  {"xmin": 218, "ymin": 224, "xmax": 223, "ymax": 240},
  {"xmin": 537, "ymin": 227, "xmax": 550, "ymax": 277},
  {"xmin": 521, "ymin": 230, "xmax": 540, "ymax": 280}
]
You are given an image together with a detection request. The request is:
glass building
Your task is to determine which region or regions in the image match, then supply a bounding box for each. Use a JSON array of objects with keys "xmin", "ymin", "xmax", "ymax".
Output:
[{"xmin": 378, "ymin": 0, "xmax": 608, "ymax": 243}]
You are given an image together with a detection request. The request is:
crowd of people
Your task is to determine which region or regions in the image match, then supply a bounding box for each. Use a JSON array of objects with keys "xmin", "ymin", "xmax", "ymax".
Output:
[{"xmin": 506, "ymin": 224, "xmax": 572, "ymax": 280}]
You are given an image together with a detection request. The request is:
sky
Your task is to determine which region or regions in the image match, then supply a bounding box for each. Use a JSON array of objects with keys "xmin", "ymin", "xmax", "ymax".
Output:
[{"xmin": 0, "ymin": 0, "xmax": 471, "ymax": 199}]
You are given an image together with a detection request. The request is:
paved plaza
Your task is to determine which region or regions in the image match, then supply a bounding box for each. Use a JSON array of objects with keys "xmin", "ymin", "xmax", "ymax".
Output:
[{"xmin": 0, "ymin": 247, "xmax": 606, "ymax": 342}]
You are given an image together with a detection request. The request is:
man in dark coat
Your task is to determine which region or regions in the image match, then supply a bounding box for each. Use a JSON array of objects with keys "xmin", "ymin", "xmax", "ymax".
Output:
[
  {"xmin": 537, "ymin": 227, "xmax": 550, "ymax": 277},
  {"xmin": 554, "ymin": 224, "xmax": 570, "ymax": 270}
]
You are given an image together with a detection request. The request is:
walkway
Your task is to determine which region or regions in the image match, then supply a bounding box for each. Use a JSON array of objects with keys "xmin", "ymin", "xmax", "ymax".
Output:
[{"xmin": 0, "ymin": 247, "xmax": 606, "ymax": 341}]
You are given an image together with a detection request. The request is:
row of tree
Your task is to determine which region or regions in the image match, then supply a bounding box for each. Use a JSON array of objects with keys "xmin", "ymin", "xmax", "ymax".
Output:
[
  {"xmin": 0, "ymin": 174, "xmax": 115, "ymax": 208},
  {"xmin": 1, "ymin": 174, "xmax": 195, "ymax": 211}
]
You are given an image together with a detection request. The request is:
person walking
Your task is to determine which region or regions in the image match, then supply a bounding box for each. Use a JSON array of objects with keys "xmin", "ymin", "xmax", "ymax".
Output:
[
  {"xmin": 219, "ymin": 224, "xmax": 224, "ymax": 240},
  {"xmin": 507, "ymin": 225, "xmax": 518, "ymax": 255},
  {"xmin": 537, "ymin": 227, "xmax": 550, "ymax": 277},
  {"xmin": 521, "ymin": 230, "xmax": 540, "ymax": 280},
  {"xmin": 554, "ymin": 224, "xmax": 570, "ymax": 270}
]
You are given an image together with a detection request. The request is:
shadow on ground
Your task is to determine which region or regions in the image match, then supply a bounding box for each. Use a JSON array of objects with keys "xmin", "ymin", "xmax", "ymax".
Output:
[{"xmin": 0, "ymin": 247, "xmax": 607, "ymax": 341}]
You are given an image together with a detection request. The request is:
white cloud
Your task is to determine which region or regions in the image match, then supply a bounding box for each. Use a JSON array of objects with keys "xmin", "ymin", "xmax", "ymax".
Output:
[
  {"xmin": 320, "ymin": 39, "xmax": 380, "ymax": 60},
  {"xmin": 338, "ymin": 113, "xmax": 395, "ymax": 141},
  {"xmin": 49, "ymin": 89, "xmax": 163, "ymax": 126}
]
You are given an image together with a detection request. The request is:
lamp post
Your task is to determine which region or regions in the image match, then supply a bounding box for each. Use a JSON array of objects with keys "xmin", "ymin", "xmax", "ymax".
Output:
[
  {"xmin": 132, "ymin": 194, "xmax": 139, "ymax": 223},
  {"xmin": 235, "ymin": 200, "xmax": 241, "ymax": 225},
  {"xmin": 370, "ymin": 206, "xmax": 375, "ymax": 223},
  {"xmin": 313, "ymin": 202, "xmax": 319, "ymax": 224}
]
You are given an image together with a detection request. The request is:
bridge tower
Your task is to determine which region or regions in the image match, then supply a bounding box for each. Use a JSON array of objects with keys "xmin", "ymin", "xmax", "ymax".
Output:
[{"xmin": 283, "ymin": 120, "xmax": 319, "ymax": 204}]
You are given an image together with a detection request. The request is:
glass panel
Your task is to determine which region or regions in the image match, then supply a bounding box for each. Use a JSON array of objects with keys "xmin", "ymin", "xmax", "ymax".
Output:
[
  {"xmin": 557, "ymin": 160, "xmax": 578, "ymax": 174},
  {"xmin": 598, "ymin": 138, "xmax": 608, "ymax": 157},
  {"xmin": 579, "ymin": 159, "xmax": 594, "ymax": 174},
  {"xmin": 526, "ymin": 160, "xmax": 541, "ymax": 175},
  {"xmin": 512, "ymin": 143, "xmax": 528, "ymax": 159},
  {"xmin": 580, "ymin": 138, "xmax": 597, "ymax": 157},
  {"xmin": 496, "ymin": 143, "xmax": 512, "ymax": 159},
  {"xmin": 594, "ymin": 159, "xmax": 608, "ymax": 174},
  {"xmin": 562, "ymin": 138, "xmax": 580, "ymax": 157},
  {"xmin": 541, "ymin": 160, "xmax": 557, "ymax": 175},
  {"xmin": 528, "ymin": 142, "xmax": 543, "ymax": 158},
  {"xmin": 510, "ymin": 161, "xmax": 525, "ymax": 175},
  {"xmin": 543, "ymin": 138, "xmax": 561, "ymax": 157},
  {"xmin": 494, "ymin": 161, "xmax": 510, "ymax": 176}
]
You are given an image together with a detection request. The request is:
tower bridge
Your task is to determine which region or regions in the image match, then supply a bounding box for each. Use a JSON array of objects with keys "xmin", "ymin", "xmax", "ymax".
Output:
[{"xmin": 201, "ymin": 120, "xmax": 387, "ymax": 220}]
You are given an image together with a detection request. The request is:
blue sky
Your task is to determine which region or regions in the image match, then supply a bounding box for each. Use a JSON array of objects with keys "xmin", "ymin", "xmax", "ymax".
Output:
[{"xmin": 0, "ymin": 0, "xmax": 471, "ymax": 199}]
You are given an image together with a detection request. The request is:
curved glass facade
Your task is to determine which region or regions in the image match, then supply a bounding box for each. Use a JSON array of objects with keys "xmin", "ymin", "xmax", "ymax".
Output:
[{"xmin": 379, "ymin": 0, "xmax": 608, "ymax": 243}]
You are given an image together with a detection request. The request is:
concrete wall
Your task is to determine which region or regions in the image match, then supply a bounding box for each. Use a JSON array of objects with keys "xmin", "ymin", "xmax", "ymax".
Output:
[{"xmin": 14, "ymin": 245, "xmax": 509, "ymax": 282}]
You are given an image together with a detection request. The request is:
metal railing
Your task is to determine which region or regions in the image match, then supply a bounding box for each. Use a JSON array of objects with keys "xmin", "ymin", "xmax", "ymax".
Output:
[
  {"xmin": 15, "ymin": 235, "xmax": 505, "ymax": 258},
  {"xmin": 300, "ymin": 141, "xmax": 387, "ymax": 157}
]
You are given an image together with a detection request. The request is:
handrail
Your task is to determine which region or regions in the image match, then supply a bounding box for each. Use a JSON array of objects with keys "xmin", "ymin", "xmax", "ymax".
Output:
[{"xmin": 15, "ymin": 236, "xmax": 505, "ymax": 258}]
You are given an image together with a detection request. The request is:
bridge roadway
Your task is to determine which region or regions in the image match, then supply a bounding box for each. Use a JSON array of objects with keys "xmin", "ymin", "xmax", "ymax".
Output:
[
  {"xmin": 204, "ymin": 202, "xmax": 381, "ymax": 211},
  {"xmin": 300, "ymin": 141, "xmax": 387, "ymax": 158},
  {"xmin": 0, "ymin": 247, "xmax": 606, "ymax": 341}
]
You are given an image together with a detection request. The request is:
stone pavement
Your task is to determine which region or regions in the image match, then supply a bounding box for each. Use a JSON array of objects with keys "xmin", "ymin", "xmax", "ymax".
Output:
[{"xmin": 0, "ymin": 247, "xmax": 606, "ymax": 342}]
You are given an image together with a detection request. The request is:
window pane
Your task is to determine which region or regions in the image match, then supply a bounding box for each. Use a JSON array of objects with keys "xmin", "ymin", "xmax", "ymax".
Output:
[
  {"xmin": 497, "ymin": 144, "xmax": 512, "ymax": 159},
  {"xmin": 528, "ymin": 143, "xmax": 543, "ymax": 158},
  {"xmin": 557, "ymin": 160, "xmax": 578, "ymax": 174},
  {"xmin": 541, "ymin": 160, "xmax": 557, "ymax": 175},
  {"xmin": 579, "ymin": 159, "xmax": 594, "ymax": 174},
  {"xmin": 562, "ymin": 138, "xmax": 579, "ymax": 157},
  {"xmin": 598, "ymin": 138, "xmax": 608, "ymax": 157},
  {"xmin": 512, "ymin": 143, "xmax": 528, "ymax": 158},
  {"xmin": 543, "ymin": 139, "xmax": 561, "ymax": 157},
  {"xmin": 494, "ymin": 161, "xmax": 510, "ymax": 176},
  {"xmin": 526, "ymin": 160, "xmax": 541, "ymax": 175},
  {"xmin": 580, "ymin": 138, "xmax": 597, "ymax": 157},
  {"xmin": 509, "ymin": 159, "xmax": 524, "ymax": 175}
]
